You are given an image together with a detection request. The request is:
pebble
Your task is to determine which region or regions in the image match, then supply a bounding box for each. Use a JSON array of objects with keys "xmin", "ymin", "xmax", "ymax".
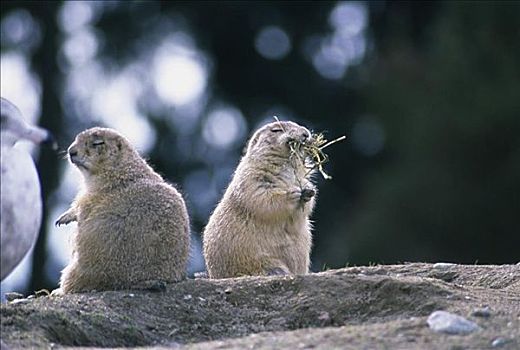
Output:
[
  {"xmin": 433, "ymin": 263, "xmax": 456, "ymax": 269},
  {"xmin": 491, "ymin": 337, "xmax": 509, "ymax": 347},
  {"xmin": 427, "ymin": 310, "xmax": 480, "ymax": 334},
  {"xmin": 472, "ymin": 307, "xmax": 491, "ymax": 318}
]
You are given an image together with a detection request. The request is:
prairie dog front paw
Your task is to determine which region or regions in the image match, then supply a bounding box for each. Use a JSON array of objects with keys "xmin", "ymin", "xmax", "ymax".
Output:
[
  {"xmin": 55, "ymin": 210, "xmax": 77, "ymax": 226},
  {"xmin": 50, "ymin": 288, "xmax": 64, "ymax": 297}
]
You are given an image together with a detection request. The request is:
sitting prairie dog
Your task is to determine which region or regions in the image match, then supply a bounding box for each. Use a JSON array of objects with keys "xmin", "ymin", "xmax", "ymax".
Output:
[
  {"xmin": 54, "ymin": 127, "xmax": 190, "ymax": 294},
  {"xmin": 203, "ymin": 120, "xmax": 317, "ymax": 278}
]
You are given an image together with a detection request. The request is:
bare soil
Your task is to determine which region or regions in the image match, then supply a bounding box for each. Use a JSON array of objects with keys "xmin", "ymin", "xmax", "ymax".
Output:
[{"xmin": 1, "ymin": 263, "xmax": 519, "ymax": 349}]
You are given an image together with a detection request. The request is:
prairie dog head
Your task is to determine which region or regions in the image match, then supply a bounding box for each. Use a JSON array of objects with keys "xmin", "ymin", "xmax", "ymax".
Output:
[
  {"xmin": 67, "ymin": 127, "xmax": 136, "ymax": 179},
  {"xmin": 245, "ymin": 121, "xmax": 312, "ymax": 159}
]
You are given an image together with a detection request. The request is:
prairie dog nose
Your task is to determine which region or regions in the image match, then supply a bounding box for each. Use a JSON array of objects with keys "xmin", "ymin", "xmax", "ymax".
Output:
[
  {"xmin": 68, "ymin": 146, "xmax": 78, "ymax": 157},
  {"xmin": 300, "ymin": 130, "xmax": 311, "ymax": 142}
]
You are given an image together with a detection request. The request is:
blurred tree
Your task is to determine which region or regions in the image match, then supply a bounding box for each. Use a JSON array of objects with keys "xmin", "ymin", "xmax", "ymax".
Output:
[
  {"xmin": 27, "ymin": 1, "xmax": 65, "ymax": 292},
  {"xmin": 341, "ymin": 2, "xmax": 520, "ymax": 264}
]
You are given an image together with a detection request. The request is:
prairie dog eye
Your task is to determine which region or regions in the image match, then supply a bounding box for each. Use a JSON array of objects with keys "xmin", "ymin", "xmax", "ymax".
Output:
[
  {"xmin": 92, "ymin": 139, "xmax": 105, "ymax": 146},
  {"xmin": 270, "ymin": 127, "xmax": 284, "ymax": 133}
]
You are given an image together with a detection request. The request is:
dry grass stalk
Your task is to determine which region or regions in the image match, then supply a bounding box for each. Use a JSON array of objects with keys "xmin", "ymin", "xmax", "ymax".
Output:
[
  {"xmin": 290, "ymin": 133, "xmax": 346, "ymax": 180},
  {"xmin": 272, "ymin": 117, "xmax": 346, "ymax": 180}
]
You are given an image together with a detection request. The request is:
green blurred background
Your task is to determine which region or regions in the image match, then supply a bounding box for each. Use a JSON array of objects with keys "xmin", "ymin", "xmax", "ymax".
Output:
[{"xmin": 1, "ymin": 1, "xmax": 519, "ymax": 296}]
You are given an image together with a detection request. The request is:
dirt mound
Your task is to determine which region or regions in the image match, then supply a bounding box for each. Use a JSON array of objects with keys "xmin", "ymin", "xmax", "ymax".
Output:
[{"xmin": 1, "ymin": 263, "xmax": 519, "ymax": 349}]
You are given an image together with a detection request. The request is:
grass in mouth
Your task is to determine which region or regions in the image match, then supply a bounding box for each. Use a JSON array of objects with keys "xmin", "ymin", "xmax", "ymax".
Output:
[
  {"xmin": 291, "ymin": 133, "xmax": 346, "ymax": 179},
  {"xmin": 273, "ymin": 116, "xmax": 346, "ymax": 180}
]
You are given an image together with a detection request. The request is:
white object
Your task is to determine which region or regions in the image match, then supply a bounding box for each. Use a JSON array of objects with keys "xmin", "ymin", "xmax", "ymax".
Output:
[
  {"xmin": 427, "ymin": 310, "xmax": 480, "ymax": 335},
  {"xmin": 1, "ymin": 97, "xmax": 52, "ymax": 280},
  {"xmin": 433, "ymin": 262, "xmax": 456, "ymax": 269}
]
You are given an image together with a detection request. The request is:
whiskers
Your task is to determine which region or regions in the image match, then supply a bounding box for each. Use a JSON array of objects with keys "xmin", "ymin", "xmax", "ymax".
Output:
[{"xmin": 57, "ymin": 149, "xmax": 69, "ymax": 160}]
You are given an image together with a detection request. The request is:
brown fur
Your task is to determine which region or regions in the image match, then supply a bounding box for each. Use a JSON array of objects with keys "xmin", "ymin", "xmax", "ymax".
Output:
[
  {"xmin": 54, "ymin": 127, "xmax": 189, "ymax": 294},
  {"xmin": 203, "ymin": 121, "xmax": 317, "ymax": 278}
]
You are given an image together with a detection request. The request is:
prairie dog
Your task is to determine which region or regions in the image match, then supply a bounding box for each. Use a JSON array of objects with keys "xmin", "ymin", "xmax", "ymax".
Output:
[
  {"xmin": 54, "ymin": 127, "xmax": 189, "ymax": 294},
  {"xmin": 203, "ymin": 121, "xmax": 316, "ymax": 278}
]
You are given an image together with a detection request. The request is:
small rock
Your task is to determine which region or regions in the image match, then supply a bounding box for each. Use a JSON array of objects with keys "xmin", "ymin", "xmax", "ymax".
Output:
[
  {"xmin": 183, "ymin": 294, "xmax": 192, "ymax": 300},
  {"xmin": 146, "ymin": 280, "xmax": 166, "ymax": 292},
  {"xmin": 4, "ymin": 292, "xmax": 24, "ymax": 302},
  {"xmin": 224, "ymin": 287, "xmax": 233, "ymax": 294},
  {"xmin": 433, "ymin": 262, "xmax": 456, "ymax": 269},
  {"xmin": 427, "ymin": 310, "xmax": 480, "ymax": 335},
  {"xmin": 472, "ymin": 307, "xmax": 491, "ymax": 318},
  {"xmin": 430, "ymin": 270, "xmax": 458, "ymax": 282},
  {"xmin": 491, "ymin": 337, "xmax": 509, "ymax": 347}
]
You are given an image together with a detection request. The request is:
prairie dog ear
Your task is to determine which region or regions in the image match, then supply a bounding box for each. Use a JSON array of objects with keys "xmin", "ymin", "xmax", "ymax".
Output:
[
  {"xmin": 241, "ymin": 142, "xmax": 248, "ymax": 156},
  {"xmin": 243, "ymin": 129, "xmax": 263, "ymax": 155}
]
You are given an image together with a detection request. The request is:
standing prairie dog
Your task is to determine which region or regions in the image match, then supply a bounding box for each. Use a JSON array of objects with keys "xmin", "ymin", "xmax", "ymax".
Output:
[
  {"xmin": 203, "ymin": 121, "xmax": 317, "ymax": 278},
  {"xmin": 54, "ymin": 127, "xmax": 190, "ymax": 294}
]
